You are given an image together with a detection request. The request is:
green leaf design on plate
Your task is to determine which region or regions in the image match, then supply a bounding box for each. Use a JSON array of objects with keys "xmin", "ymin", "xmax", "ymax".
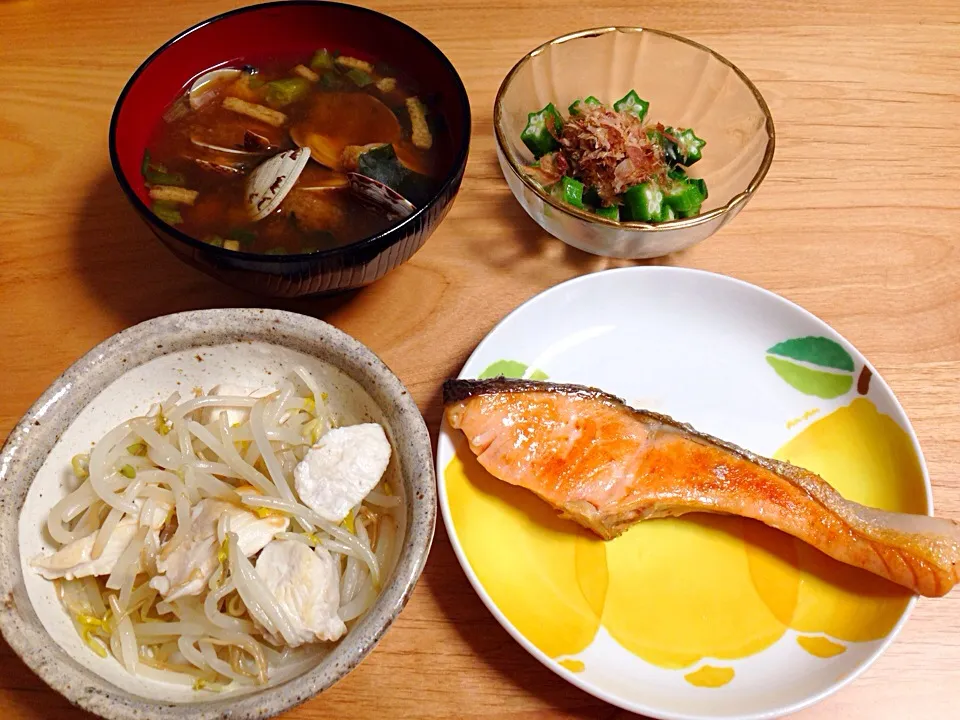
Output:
[
  {"xmin": 766, "ymin": 356, "xmax": 853, "ymax": 399},
  {"xmin": 765, "ymin": 336, "xmax": 858, "ymax": 399},
  {"xmin": 766, "ymin": 336, "xmax": 854, "ymax": 372},
  {"xmin": 479, "ymin": 360, "xmax": 548, "ymax": 380}
]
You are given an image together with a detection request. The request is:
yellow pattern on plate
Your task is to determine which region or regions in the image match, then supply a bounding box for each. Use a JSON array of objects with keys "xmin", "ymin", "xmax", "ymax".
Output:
[
  {"xmin": 684, "ymin": 665, "xmax": 735, "ymax": 688},
  {"xmin": 797, "ymin": 636, "xmax": 846, "ymax": 658},
  {"xmin": 766, "ymin": 397, "xmax": 924, "ymax": 642},
  {"xmin": 445, "ymin": 448, "xmax": 607, "ymax": 659},
  {"xmin": 444, "ymin": 397, "xmax": 925, "ymax": 681},
  {"xmin": 602, "ymin": 515, "xmax": 792, "ymax": 669}
]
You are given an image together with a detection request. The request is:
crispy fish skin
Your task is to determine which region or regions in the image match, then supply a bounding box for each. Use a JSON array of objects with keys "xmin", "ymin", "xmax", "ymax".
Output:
[{"xmin": 443, "ymin": 377, "xmax": 960, "ymax": 598}]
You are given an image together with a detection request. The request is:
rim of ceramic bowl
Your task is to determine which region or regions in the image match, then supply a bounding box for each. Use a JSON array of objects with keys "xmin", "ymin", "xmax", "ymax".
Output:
[
  {"xmin": 0, "ymin": 308, "xmax": 437, "ymax": 720},
  {"xmin": 108, "ymin": 0, "xmax": 472, "ymax": 263},
  {"xmin": 493, "ymin": 26, "xmax": 776, "ymax": 232}
]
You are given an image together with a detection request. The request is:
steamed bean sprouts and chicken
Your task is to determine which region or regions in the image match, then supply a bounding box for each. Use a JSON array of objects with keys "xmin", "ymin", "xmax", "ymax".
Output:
[
  {"xmin": 142, "ymin": 49, "xmax": 442, "ymax": 255},
  {"xmin": 31, "ymin": 369, "xmax": 401, "ymax": 692}
]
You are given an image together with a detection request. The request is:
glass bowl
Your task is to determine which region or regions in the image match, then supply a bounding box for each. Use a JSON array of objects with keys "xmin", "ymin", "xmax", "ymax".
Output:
[{"xmin": 494, "ymin": 27, "xmax": 775, "ymax": 259}]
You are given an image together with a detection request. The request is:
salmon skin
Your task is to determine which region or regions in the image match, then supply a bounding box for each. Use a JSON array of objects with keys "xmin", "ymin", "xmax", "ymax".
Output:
[{"xmin": 444, "ymin": 377, "xmax": 960, "ymax": 598}]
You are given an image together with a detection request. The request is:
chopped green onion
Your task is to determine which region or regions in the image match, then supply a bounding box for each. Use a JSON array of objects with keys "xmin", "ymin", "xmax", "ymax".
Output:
[
  {"xmin": 320, "ymin": 71, "xmax": 345, "ymax": 90},
  {"xmin": 310, "ymin": 48, "xmax": 335, "ymax": 70},
  {"xmin": 613, "ymin": 90, "xmax": 649, "ymax": 121},
  {"xmin": 520, "ymin": 103, "xmax": 563, "ymax": 158},
  {"xmin": 265, "ymin": 77, "xmax": 311, "ymax": 107},
  {"xmin": 119, "ymin": 464, "xmax": 136, "ymax": 479},
  {"xmin": 144, "ymin": 168, "xmax": 186, "ymax": 186},
  {"xmin": 345, "ymin": 68, "xmax": 373, "ymax": 87},
  {"xmin": 140, "ymin": 149, "xmax": 185, "ymax": 186},
  {"xmin": 151, "ymin": 200, "xmax": 182, "ymax": 226},
  {"xmin": 226, "ymin": 228, "xmax": 256, "ymax": 245}
]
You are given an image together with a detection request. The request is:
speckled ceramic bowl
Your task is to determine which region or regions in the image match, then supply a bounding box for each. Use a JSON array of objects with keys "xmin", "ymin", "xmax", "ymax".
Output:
[
  {"xmin": 494, "ymin": 27, "xmax": 775, "ymax": 259},
  {"xmin": 0, "ymin": 309, "xmax": 436, "ymax": 719}
]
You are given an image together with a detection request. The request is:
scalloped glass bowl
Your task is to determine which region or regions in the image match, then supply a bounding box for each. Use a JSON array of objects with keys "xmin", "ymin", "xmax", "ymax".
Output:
[{"xmin": 494, "ymin": 27, "xmax": 775, "ymax": 259}]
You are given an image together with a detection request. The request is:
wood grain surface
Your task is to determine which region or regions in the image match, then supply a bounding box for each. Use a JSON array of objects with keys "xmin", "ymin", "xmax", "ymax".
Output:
[{"xmin": 2, "ymin": 0, "xmax": 959, "ymax": 717}]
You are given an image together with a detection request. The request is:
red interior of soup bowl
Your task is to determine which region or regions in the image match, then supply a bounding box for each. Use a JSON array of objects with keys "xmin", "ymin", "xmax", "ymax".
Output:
[{"xmin": 111, "ymin": 0, "xmax": 470, "ymax": 221}]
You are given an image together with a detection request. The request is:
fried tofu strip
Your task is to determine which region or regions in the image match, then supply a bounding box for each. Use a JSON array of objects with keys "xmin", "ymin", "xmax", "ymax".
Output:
[
  {"xmin": 293, "ymin": 64, "xmax": 319, "ymax": 82},
  {"xmin": 406, "ymin": 96, "xmax": 433, "ymax": 150},
  {"xmin": 334, "ymin": 56, "xmax": 374, "ymax": 74},
  {"xmin": 222, "ymin": 97, "xmax": 287, "ymax": 128},
  {"xmin": 148, "ymin": 186, "xmax": 199, "ymax": 205},
  {"xmin": 375, "ymin": 77, "xmax": 397, "ymax": 93}
]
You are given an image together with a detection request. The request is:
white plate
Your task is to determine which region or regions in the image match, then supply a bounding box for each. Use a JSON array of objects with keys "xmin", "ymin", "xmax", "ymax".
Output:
[{"xmin": 435, "ymin": 266, "xmax": 930, "ymax": 720}]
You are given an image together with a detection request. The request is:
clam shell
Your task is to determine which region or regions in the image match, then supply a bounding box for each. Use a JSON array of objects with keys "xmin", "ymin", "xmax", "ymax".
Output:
[
  {"xmin": 347, "ymin": 173, "xmax": 415, "ymax": 219},
  {"xmin": 189, "ymin": 67, "xmax": 242, "ymax": 110},
  {"xmin": 189, "ymin": 137, "xmax": 263, "ymax": 159},
  {"xmin": 246, "ymin": 148, "xmax": 311, "ymax": 222},
  {"xmin": 289, "ymin": 92, "xmax": 401, "ymax": 170}
]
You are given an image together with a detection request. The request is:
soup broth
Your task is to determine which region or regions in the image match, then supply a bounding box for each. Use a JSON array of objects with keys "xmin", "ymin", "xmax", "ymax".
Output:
[{"xmin": 141, "ymin": 51, "xmax": 444, "ymax": 255}]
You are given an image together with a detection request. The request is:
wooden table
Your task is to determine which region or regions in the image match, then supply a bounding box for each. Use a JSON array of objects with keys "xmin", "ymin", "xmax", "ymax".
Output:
[{"xmin": 2, "ymin": 0, "xmax": 959, "ymax": 717}]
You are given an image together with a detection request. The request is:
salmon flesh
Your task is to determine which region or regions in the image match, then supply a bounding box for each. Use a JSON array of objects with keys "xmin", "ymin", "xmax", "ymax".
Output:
[{"xmin": 443, "ymin": 378, "xmax": 960, "ymax": 598}]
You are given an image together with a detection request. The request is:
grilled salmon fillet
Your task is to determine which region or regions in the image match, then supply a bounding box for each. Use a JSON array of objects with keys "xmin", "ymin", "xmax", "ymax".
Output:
[{"xmin": 443, "ymin": 378, "xmax": 960, "ymax": 598}]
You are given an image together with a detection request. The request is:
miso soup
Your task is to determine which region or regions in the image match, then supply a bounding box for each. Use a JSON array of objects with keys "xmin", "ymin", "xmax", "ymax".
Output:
[{"xmin": 140, "ymin": 50, "xmax": 444, "ymax": 254}]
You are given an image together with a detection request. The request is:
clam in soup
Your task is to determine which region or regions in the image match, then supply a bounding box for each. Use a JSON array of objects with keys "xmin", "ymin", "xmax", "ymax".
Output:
[{"xmin": 141, "ymin": 50, "xmax": 443, "ymax": 254}]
